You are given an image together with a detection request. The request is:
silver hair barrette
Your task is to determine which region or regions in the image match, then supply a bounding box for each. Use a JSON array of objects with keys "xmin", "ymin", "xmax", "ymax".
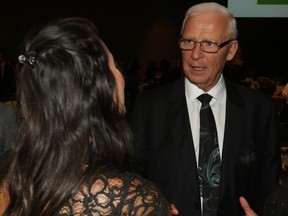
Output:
[{"xmin": 18, "ymin": 54, "xmax": 36, "ymax": 68}]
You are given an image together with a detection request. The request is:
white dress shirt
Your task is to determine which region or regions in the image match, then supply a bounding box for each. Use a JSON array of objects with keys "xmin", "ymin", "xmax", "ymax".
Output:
[{"xmin": 185, "ymin": 74, "xmax": 227, "ymax": 165}]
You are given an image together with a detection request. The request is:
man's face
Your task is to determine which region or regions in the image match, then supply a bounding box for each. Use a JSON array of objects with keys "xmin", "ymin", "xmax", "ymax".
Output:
[{"xmin": 180, "ymin": 13, "xmax": 238, "ymax": 91}]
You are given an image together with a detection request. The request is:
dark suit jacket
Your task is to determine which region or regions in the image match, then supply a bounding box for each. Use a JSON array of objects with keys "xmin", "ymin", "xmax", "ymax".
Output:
[
  {"xmin": 131, "ymin": 77, "xmax": 282, "ymax": 216},
  {"xmin": 0, "ymin": 102, "xmax": 20, "ymax": 180}
]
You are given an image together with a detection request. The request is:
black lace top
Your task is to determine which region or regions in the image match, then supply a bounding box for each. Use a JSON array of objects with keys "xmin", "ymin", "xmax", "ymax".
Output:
[{"xmin": 55, "ymin": 169, "xmax": 169, "ymax": 216}]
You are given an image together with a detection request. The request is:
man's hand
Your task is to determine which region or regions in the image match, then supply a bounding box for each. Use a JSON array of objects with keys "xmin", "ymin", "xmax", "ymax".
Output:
[
  {"xmin": 239, "ymin": 196, "xmax": 258, "ymax": 216},
  {"xmin": 167, "ymin": 203, "xmax": 179, "ymax": 215}
]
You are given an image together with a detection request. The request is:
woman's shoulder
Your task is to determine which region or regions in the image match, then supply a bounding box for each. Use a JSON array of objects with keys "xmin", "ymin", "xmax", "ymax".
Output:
[
  {"xmin": 0, "ymin": 180, "xmax": 9, "ymax": 216},
  {"xmin": 56, "ymin": 169, "xmax": 169, "ymax": 216}
]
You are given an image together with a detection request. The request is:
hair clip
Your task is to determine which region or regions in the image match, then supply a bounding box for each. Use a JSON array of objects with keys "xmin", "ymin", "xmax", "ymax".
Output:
[{"xmin": 18, "ymin": 54, "xmax": 36, "ymax": 68}]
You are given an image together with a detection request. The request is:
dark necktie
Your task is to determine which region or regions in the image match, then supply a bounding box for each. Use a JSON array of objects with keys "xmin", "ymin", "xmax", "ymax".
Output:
[{"xmin": 197, "ymin": 94, "xmax": 221, "ymax": 216}]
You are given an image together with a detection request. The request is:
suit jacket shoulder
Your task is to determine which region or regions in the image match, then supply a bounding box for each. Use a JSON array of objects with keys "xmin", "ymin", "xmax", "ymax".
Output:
[{"xmin": 0, "ymin": 102, "xmax": 20, "ymax": 158}]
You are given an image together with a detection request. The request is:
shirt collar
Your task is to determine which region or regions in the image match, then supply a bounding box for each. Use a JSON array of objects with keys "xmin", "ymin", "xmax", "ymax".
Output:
[{"xmin": 185, "ymin": 74, "xmax": 226, "ymax": 104}]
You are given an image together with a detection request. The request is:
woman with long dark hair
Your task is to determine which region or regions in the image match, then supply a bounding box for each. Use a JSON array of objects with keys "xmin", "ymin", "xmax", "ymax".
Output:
[{"xmin": 0, "ymin": 17, "xmax": 175, "ymax": 216}]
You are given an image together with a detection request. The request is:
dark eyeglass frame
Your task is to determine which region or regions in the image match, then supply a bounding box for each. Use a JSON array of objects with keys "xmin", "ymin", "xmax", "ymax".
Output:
[{"xmin": 178, "ymin": 38, "xmax": 234, "ymax": 53}]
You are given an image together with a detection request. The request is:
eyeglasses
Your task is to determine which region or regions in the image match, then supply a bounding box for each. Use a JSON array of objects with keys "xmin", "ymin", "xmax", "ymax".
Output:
[{"xmin": 178, "ymin": 38, "xmax": 234, "ymax": 53}]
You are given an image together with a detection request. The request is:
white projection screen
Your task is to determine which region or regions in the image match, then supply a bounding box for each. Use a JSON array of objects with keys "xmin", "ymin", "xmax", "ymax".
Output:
[{"xmin": 227, "ymin": 0, "xmax": 288, "ymax": 17}]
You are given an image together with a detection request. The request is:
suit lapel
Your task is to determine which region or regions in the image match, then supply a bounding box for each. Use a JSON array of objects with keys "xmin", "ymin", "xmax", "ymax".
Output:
[
  {"xmin": 168, "ymin": 78, "xmax": 200, "ymax": 196},
  {"xmin": 219, "ymin": 80, "xmax": 245, "ymax": 199}
]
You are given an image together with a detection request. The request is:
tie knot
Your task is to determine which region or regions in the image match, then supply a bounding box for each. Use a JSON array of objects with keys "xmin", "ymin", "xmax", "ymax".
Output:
[{"xmin": 197, "ymin": 94, "xmax": 212, "ymax": 107}]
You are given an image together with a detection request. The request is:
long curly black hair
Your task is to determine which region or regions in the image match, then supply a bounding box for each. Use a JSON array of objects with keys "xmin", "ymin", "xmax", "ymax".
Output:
[{"xmin": 4, "ymin": 16, "xmax": 133, "ymax": 216}]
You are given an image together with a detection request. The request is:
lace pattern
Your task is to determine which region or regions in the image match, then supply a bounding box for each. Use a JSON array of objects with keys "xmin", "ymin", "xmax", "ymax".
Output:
[{"xmin": 56, "ymin": 169, "xmax": 169, "ymax": 216}]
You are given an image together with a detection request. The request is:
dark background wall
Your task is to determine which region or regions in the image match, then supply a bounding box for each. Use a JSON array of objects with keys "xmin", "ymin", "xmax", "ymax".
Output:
[
  {"xmin": 0, "ymin": 0, "xmax": 287, "ymax": 80},
  {"xmin": 236, "ymin": 17, "xmax": 288, "ymax": 79}
]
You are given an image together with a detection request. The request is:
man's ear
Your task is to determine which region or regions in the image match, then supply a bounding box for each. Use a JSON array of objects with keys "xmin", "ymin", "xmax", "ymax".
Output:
[{"xmin": 226, "ymin": 40, "xmax": 239, "ymax": 61}]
